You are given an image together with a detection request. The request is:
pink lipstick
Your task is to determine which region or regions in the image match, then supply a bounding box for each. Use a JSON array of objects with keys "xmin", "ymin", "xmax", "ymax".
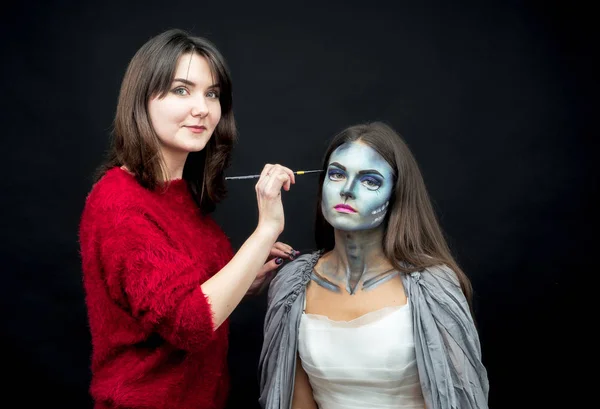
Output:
[{"xmin": 334, "ymin": 204, "xmax": 357, "ymax": 213}]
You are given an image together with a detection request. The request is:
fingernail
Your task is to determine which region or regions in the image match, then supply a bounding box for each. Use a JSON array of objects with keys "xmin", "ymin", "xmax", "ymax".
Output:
[
  {"xmin": 275, "ymin": 257, "xmax": 283, "ymax": 265},
  {"xmin": 293, "ymin": 250, "xmax": 301, "ymax": 256}
]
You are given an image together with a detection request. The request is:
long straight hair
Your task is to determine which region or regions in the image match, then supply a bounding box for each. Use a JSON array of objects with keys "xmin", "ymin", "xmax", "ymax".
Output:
[
  {"xmin": 314, "ymin": 122, "xmax": 473, "ymax": 307},
  {"xmin": 97, "ymin": 29, "xmax": 236, "ymax": 213}
]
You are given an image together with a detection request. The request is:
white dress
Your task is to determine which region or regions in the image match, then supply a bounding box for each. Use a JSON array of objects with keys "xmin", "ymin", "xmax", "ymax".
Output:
[{"xmin": 298, "ymin": 301, "xmax": 425, "ymax": 409}]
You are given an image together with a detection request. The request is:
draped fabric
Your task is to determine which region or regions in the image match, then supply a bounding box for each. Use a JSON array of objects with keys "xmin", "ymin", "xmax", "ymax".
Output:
[{"xmin": 258, "ymin": 252, "xmax": 489, "ymax": 409}]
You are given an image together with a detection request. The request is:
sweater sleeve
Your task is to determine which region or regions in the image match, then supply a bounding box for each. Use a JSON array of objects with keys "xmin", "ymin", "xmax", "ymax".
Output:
[{"xmin": 97, "ymin": 206, "xmax": 217, "ymax": 352}]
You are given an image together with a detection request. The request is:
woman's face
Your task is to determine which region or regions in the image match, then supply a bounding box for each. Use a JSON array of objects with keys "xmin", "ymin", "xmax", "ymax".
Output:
[
  {"xmin": 321, "ymin": 141, "xmax": 394, "ymax": 232},
  {"xmin": 148, "ymin": 52, "xmax": 222, "ymax": 159}
]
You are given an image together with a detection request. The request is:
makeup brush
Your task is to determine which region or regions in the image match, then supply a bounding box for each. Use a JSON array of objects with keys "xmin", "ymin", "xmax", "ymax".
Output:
[{"xmin": 225, "ymin": 170, "xmax": 323, "ymax": 180}]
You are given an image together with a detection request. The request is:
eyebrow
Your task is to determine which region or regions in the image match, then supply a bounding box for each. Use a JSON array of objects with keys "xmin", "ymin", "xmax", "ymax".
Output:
[
  {"xmin": 329, "ymin": 162, "xmax": 346, "ymax": 171},
  {"xmin": 329, "ymin": 162, "xmax": 384, "ymax": 177},
  {"xmin": 172, "ymin": 78, "xmax": 220, "ymax": 89}
]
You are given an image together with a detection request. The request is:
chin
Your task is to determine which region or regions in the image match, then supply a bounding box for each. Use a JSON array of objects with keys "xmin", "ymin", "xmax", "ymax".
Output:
[
  {"xmin": 324, "ymin": 217, "xmax": 361, "ymax": 232},
  {"xmin": 325, "ymin": 215, "xmax": 383, "ymax": 232},
  {"xmin": 190, "ymin": 145, "xmax": 208, "ymax": 153},
  {"xmin": 185, "ymin": 140, "xmax": 210, "ymax": 152}
]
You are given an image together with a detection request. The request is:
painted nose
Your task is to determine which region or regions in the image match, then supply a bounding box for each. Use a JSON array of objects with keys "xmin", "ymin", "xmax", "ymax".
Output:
[{"xmin": 339, "ymin": 179, "xmax": 357, "ymax": 200}]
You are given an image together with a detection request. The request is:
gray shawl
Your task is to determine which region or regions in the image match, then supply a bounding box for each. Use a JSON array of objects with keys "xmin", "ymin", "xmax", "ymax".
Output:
[{"xmin": 258, "ymin": 251, "xmax": 489, "ymax": 409}]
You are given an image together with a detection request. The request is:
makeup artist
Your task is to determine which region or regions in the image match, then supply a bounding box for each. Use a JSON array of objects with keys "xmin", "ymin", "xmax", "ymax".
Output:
[{"xmin": 79, "ymin": 28, "xmax": 298, "ymax": 409}]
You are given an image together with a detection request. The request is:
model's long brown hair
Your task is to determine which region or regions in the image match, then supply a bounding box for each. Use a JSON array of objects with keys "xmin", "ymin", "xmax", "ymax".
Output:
[
  {"xmin": 314, "ymin": 122, "xmax": 473, "ymax": 306},
  {"xmin": 96, "ymin": 29, "xmax": 236, "ymax": 213}
]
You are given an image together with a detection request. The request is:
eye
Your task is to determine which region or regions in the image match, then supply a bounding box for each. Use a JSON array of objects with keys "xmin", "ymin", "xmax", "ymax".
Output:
[
  {"xmin": 206, "ymin": 89, "xmax": 220, "ymax": 99},
  {"xmin": 171, "ymin": 86, "xmax": 190, "ymax": 96},
  {"xmin": 328, "ymin": 170, "xmax": 345, "ymax": 181},
  {"xmin": 361, "ymin": 176, "xmax": 382, "ymax": 190}
]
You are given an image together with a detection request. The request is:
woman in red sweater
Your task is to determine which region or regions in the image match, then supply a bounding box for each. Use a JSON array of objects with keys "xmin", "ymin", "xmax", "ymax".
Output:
[{"xmin": 79, "ymin": 29, "xmax": 297, "ymax": 409}]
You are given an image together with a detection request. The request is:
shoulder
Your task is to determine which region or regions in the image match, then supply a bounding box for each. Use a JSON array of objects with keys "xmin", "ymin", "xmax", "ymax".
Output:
[
  {"xmin": 267, "ymin": 251, "xmax": 322, "ymax": 308},
  {"xmin": 83, "ymin": 167, "xmax": 150, "ymax": 215},
  {"xmin": 404, "ymin": 263, "xmax": 470, "ymax": 315},
  {"xmin": 80, "ymin": 168, "xmax": 156, "ymax": 237},
  {"xmin": 420, "ymin": 264, "xmax": 461, "ymax": 289}
]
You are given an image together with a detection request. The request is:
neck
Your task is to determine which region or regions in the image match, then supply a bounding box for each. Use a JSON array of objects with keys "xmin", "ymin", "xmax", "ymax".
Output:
[
  {"xmin": 160, "ymin": 146, "xmax": 188, "ymax": 180},
  {"xmin": 329, "ymin": 227, "xmax": 391, "ymax": 294}
]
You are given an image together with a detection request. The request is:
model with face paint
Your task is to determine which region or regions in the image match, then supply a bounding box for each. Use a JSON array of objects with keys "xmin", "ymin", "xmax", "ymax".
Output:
[
  {"xmin": 259, "ymin": 122, "xmax": 489, "ymax": 409},
  {"xmin": 314, "ymin": 141, "xmax": 396, "ymax": 295}
]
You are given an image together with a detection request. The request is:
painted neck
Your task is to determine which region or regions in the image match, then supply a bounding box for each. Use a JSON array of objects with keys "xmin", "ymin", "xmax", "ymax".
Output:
[{"xmin": 331, "ymin": 226, "xmax": 390, "ymax": 294}]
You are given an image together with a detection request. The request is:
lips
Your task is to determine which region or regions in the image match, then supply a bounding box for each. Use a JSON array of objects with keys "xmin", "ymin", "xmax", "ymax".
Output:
[
  {"xmin": 334, "ymin": 204, "xmax": 357, "ymax": 213},
  {"xmin": 186, "ymin": 125, "xmax": 207, "ymax": 133}
]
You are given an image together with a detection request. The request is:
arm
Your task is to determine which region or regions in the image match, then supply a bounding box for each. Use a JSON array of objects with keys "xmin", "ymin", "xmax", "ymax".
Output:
[
  {"xmin": 201, "ymin": 225, "xmax": 277, "ymax": 328},
  {"xmin": 245, "ymin": 241, "xmax": 296, "ymax": 297},
  {"xmin": 96, "ymin": 208, "xmax": 216, "ymax": 352},
  {"xmin": 292, "ymin": 355, "xmax": 318, "ymax": 409},
  {"xmin": 202, "ymin": 164, "xmax": 295, "ymax": 329},
  {"xmin": 94, "ymin": 164, "xmax": 295, "ymax": 351}
]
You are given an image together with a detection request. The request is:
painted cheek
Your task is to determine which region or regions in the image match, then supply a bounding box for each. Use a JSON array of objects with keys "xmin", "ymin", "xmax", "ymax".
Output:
[
  {"xmin": 321, "ymin": 180, "xmax": 340, "ymax": 222},
  {"xmin": 366, "ymin": 194, "xmax": 383, "ymax": 212},
  {"xmin": 321, "ymin": 196, "xmax": 334, "ymax": 226},
  {"xmin": 322, "ymin": 181, "xmax": 334, "ymax": 208}
]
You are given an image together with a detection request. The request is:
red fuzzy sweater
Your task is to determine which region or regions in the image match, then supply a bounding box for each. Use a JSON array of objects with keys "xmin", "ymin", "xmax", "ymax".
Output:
[{"xmin": 79, "ymin": 167, "xmax": 233, "ymax": 409}]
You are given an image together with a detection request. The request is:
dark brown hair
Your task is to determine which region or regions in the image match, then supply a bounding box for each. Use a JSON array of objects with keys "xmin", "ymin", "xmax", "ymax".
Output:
[
  {"xmin": 314, "ymin": 122, "xmax": 473, "ymax": 306},
  {"xmin": 97, "ymin": 28, "xmax": 236, "ymax": 213}
]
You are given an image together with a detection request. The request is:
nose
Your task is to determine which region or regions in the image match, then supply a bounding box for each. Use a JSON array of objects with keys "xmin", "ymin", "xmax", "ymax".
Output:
[
  {"xmin": 339, "ymin": 178, "xmax": 357, "ymax": 200},
  {"xmin": 191, "ymin": 96, "xmax": 209, "ymax": 118}
]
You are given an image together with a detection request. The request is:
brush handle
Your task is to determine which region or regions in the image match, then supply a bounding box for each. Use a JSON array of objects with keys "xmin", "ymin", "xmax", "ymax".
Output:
[{"xmin": 225, "ymin": 170, "xmax": 322, "ymax": 180}]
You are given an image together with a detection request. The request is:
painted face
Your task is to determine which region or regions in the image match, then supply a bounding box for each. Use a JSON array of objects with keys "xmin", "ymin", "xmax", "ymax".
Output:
[
  {"xmin": 321, "ymin": 141, "xmax": 394, "ymax": 231},
  {"xmin": 148, "ymin": 53, "xmax": 221, "ymax": 160}
]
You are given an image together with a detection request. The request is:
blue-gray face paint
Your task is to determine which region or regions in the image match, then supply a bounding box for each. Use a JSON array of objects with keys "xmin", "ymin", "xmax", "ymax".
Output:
[{"xmin": 321, "ymin": 141, "xmax": 394, "ymax": 232}]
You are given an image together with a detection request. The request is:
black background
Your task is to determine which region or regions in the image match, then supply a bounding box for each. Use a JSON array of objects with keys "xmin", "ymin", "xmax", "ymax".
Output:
[{"xmin": 1, "ymin": 1, "xmax": 591, "ymax": 408}]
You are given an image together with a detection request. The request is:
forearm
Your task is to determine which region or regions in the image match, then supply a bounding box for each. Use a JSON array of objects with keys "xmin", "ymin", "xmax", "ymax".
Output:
[
  {"xmin": 202, "ymin": 226, "xmax": 279, "ymax": 329},
  {"xmin": 292, "ymin": 356, "xmax": 318, "ymax": 409}
]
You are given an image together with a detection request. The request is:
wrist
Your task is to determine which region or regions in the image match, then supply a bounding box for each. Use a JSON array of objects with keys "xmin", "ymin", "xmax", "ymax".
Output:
[{"xmin": 254, "ymin": 223, "xmax": 281, "ymax": 242}]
